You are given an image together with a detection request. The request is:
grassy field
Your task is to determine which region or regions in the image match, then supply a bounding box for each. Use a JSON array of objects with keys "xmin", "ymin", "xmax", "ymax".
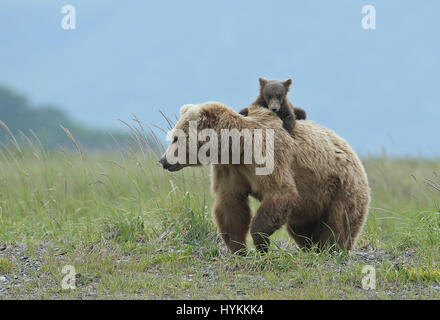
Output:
[{"xmin": 0, "ymin": 126, "xmax": 439, "ymax": 299}]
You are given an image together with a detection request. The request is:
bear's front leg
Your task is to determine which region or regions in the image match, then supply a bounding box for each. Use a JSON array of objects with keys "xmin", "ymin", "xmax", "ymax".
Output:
[
  {"xmin": 282, "ymin": 114, "xmax": 295, "ymax": 133},
  {"xmin": 250, "ymin": 192, "xmax": 295, "ymax": 253},
  {"xmin": 213, "ymin": 194, "xmax": 251, "ymax": 255}
]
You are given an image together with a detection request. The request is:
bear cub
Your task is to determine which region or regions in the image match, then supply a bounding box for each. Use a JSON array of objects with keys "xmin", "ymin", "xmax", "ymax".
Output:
[{"xmin": 239, "ymin": 77, "xmax": 307, "ymax": 136}]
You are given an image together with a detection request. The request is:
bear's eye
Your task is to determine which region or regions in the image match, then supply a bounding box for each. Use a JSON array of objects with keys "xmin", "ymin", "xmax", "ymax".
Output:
[{"xmin": 172, "ymin": 136, "xmax": 178, "ymax": 143}]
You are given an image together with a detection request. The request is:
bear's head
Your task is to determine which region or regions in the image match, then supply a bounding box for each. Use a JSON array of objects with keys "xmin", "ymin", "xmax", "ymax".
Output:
[
  {"xmin": 258, "ymin": 77, "xmax": 292, "ymax": 112},
  {"xmin": 159, "ymin": 102, "xmax": 281, "ymax": 176},
  {"xmin": 158, "ymin": 102, "xmax": 228, "ymax": 172}
]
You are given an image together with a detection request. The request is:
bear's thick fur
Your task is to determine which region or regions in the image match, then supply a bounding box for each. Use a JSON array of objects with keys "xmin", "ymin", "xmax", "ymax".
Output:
[{"xmin": 159, "ymin": 102, "xmax": 370, "ymax": 253}]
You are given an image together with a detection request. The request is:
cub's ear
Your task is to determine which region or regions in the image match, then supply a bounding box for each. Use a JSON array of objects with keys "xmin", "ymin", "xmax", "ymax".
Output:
[
  {"xmin": 180, "ymin": 104, "xmax": 194, "ymax": 115},
  {"xmin": 283, "ymin": 79, "xmax": 293, "ymax": 88},
  {"xmin": 258, "ymin": 77, "xmax": 268, "ymax": 88}
]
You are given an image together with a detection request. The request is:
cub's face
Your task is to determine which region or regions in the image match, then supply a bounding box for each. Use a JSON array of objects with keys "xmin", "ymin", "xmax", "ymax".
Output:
[{"xmin": 259, "ymin": 78, "xmax": 292, "ymax": 112}]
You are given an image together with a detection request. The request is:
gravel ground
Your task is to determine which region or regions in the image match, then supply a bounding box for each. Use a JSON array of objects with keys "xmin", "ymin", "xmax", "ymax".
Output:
[
  {"xmin": 0, "ymin": 241, "xmax": 50, "ymax": 298},
  {"xmin": 1, "ymin": 240, "xmax": 439, "ymax": 299}
]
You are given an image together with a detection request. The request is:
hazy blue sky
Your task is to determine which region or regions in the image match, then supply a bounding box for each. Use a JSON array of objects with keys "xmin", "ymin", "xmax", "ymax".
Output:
[{"xmin": 0, "ymin": 0, "xmax": 439, "ymax": 156}]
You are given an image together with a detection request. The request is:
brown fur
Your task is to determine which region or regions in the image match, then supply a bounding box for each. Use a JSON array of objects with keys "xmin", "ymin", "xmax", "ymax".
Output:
[
  {"xmin": 160, "ymin": 102, "xmax": 370, "ymax": 254},
  {"xmin": 239, "ymin": 78, "xmax": 307, "ymax": 136}
]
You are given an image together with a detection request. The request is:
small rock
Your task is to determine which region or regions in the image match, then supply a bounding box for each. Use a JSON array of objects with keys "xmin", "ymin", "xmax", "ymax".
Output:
[
  {"xmin": 432, "ymin": 285, "xmax": 440, "ymax": 292},
  {"xmin": 0, "ymin": 276, "xmax": 7, "ymax": 283}
]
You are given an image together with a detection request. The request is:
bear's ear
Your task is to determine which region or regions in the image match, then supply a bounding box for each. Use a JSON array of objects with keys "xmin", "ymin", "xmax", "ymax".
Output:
[
  {"xmin": 180, "ymin": 104, "xmax": 194, "ymax": 115},
  {"xmin": 283, "ymin": 79, "xmax": 293, "ymax": 88},
  {"xmin": 180, "ymin": 103, "xmax": 202, "ymax": 120},
  {"xmin": 258, "ymin": 77, "xmax": 268, "ymax": 88}
]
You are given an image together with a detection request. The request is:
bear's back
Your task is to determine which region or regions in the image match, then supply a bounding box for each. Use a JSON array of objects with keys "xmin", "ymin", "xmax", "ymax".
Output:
[{"xmin": 292, "ymin": 120, "xmax": 368, "ymax": 188}]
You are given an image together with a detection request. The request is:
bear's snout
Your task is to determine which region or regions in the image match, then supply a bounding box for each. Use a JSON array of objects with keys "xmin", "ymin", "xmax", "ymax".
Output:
[
  {"xmin": 268, "ymin": 99, "xmax": 281, "ymax": 112},
  {"xmin": 269, "ymin": 105, "xmax": 280, "ymax": 112},
  {"xmin": 158, "ymin": 156, "xmax": 183, "ymax": 172},
  {"xmin": 158, "ymin": 156, "xmax": 167, "ymax": 167}
]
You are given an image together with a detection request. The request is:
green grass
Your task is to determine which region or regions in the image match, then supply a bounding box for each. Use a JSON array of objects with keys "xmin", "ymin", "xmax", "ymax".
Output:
[
  {"xmin": 0, "ymin": 126, "xmax": 439, "ymax": 299},
  {"xmin": 0, "ymin": 257, "xmax": 14, "ymax": 274}
]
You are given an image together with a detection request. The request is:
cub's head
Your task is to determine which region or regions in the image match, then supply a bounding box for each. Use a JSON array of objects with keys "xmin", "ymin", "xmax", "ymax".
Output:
[{"xmin": 258, "ymin": 77, "xmax": 292, "ymax": 112}]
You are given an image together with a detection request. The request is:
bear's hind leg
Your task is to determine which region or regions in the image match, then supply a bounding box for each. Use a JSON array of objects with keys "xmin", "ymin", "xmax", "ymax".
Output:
[
  {"xmin": 213, "ymin": 194, "xmax": 251, "ymax": 255},
  {"xmin": 288, "ymin": 216, "xmax": 346, "ymax": 251},
  {"xmin": 314, "ymin": 199, "xmax": 368, "ymax": 251},
  {"xmin": 250, "ymin": 193, "xmax": 295, "ymax": 253},
  {"xmin": 286, "ymin": 220, "xmax": 317, "ymax": 249},
  {"xmin": 312, "ymin": 202, "xmax": 353, "ymax": 251}
]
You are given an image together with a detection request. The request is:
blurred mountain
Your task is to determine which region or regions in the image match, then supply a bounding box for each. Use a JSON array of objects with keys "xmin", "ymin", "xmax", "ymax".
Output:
[{"xmin": 0, "ymin": 87, "xmax": 128, "ymax": 151}]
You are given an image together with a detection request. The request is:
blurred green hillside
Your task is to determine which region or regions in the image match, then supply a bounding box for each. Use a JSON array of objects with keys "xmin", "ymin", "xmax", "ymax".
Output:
[{"xmin": 0, "ymin": 86, "xmax": 131, "ymax": 151}]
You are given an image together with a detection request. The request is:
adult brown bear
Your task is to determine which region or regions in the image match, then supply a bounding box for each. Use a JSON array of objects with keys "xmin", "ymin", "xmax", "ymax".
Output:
[{"xmin": 159, "ymin": 102, "xmax": 370, "ymax": 254}]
